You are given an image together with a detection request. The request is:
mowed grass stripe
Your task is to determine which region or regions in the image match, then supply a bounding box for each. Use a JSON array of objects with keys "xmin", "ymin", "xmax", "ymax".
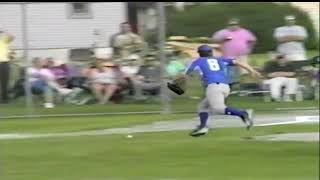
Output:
[{"xmin": 0, "ymin": 124, "xmax": 318, "ymax": 180}]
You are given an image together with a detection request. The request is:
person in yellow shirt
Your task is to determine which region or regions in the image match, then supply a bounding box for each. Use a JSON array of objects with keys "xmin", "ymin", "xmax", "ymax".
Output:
[{"xmin": 0, "ymin": 31, "xmax": 15, "ymax": 104}]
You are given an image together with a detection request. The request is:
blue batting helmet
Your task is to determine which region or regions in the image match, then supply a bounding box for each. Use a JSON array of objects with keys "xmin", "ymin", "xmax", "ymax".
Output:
[{"xmin": 197, "ymin": 45, "xmax": 213, "ymax": 53}]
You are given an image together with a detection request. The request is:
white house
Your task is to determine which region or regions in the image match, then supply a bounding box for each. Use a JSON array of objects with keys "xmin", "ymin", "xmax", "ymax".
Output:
[{"xmin": 0, "ymin": 2, "xmax": 126, "ymax": 63}]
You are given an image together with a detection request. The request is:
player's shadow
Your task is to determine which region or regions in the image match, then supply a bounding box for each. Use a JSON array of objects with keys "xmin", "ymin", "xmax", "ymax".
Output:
[{"xmin": 242, "ymin": 136, "xmax": 254, "ymax": 140}]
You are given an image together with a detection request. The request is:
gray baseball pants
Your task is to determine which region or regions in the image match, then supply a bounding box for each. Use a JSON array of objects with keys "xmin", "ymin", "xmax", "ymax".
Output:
[{"xmin": 198, "ymin": 83, "xmax": 230, "ymax": 114}]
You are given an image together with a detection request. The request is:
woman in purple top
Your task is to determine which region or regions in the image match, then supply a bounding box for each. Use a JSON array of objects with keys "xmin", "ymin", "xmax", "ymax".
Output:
[{"xmin": 46, "ymin": 58, "xmax": 70, "ymax": 88}]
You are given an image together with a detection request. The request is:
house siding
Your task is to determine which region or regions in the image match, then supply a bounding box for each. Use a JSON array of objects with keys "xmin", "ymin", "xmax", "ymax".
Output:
[
  {"xmin": 0, "ymin": 4, "xmax": 23, "ymax": 49},
  {"xmin": 0, "ymin": 2, "xmax": 126, "ymax": 61},
  {"xmin": 25, "ymin": 3, "xmax": 126, "ymax": 49}
]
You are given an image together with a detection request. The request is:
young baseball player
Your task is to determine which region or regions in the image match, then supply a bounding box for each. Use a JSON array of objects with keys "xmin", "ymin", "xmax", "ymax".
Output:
[{"xmin": 183, "ymin": 45, "xmax": 261, "ymax": 137}]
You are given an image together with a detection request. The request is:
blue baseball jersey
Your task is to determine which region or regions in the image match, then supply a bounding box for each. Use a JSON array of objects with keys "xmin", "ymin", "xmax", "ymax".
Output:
[{"xmin": 185, "ymin": 56, "xmax": 235, "ymax": 85}]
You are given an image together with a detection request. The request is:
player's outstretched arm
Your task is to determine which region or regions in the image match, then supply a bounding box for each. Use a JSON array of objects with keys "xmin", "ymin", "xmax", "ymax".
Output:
[{"xmin": 234, "ymin": 61, "xmax": 261, "ymax": 77}]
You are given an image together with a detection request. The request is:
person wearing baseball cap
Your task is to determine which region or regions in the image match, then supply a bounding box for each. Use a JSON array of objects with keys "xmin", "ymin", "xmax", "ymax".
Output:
[
  {"xmin": 273, "ymin": 15, "xmax": 308, "ymax": 61},
  {"xmin": 0, "ymin": 30, "xmax": 15, "ymax": 104},
  {"xmin": 212, "ymin": 18, "xmax": 257, "ymax": 83},
  {"xmin": 228, "ymin": 18, "xmax": 240, "ymax": 31},
  {"xmin": 285, "ymin": 15, "xmax": 296, "ymax": 21}
]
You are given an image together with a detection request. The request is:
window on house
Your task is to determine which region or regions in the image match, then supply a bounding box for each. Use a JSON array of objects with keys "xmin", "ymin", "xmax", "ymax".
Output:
[{"xmin": 68, "ymin": 3, "xmax": 93, "ymax": 19}]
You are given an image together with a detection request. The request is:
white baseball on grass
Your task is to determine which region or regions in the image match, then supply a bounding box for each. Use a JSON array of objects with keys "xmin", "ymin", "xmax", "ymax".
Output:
[
  {"xmin": 127, "ymin": 135, "xmax": 133, "ymax": 138},
  {"xmin": 190, "ymin": 96, "xmax": 200, "ymax": 99}
]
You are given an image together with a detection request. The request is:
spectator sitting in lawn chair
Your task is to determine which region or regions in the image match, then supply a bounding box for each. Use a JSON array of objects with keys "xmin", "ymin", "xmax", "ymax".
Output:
[
  {"xmin": 26, "ymin": 58, "xmax": 73, "ymax": 108},
  {"xmin": 165, "ymin": 49, "xmax": 187, "ymax": 99},
  {"xmin": 66, "ymin": 64, "xmax": 92, "ymax": 93},
  {"xmin": 165, "ymin": 49, "xmax": 186, "ymax": 77},
  {"xmin": 45, "ymin": 57, "xmax": 69, "ymax": 87},
  {"xmin": 130, "ymin": 55, "xmax": 161, "ymax": 100},
  {"xmin": 45, "ymin": 58, "xmax": 72, "ymax": 89},
  {"xmin": 262, "ymin": 54, "xmax": 302, "ymax": 102},
  {"xmin": 45, "ymin": 57, "xmax": 88, "ymax": 103},
  {"xmin": 83, "ymin": 59, "xmax": 125, "ymax": 104},
  {"xmin": 119, "ymin": 54, "xmax": 142, "ymax": 97}
]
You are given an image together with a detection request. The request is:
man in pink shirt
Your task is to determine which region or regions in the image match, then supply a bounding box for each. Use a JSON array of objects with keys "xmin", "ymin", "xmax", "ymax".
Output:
[{"xmin": 212, "ymin": 18, "xmax": 257, "ymax": 82}]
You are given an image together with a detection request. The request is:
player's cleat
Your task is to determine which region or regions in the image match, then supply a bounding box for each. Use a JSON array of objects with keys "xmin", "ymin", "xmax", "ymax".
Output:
[
  {"xmin": 189, "ymin": 126, "xmax": 209, "ymax": 137},
  {"xmin": 242, "ymin": 109, "xmax": 254, "ymax": 130}
]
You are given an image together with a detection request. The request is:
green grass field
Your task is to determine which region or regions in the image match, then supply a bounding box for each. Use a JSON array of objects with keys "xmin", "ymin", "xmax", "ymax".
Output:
[
  {"xmin": 0, "ymin": 96, "xmax": 318, "ymax": 180},
  {"xmin": 0, "ymin": 107, "xmax": 319, "ymax": 180},
  {"xmin": 0, "ymin": 122, "xmax": 318, "ymax": 180},
  {"xmin": 0, "ymin": 51, "xmax": 319, "ymax": 180},
  {"xmin": 1, "ymin": 96, "xmax": 318, "ymax": 118}
]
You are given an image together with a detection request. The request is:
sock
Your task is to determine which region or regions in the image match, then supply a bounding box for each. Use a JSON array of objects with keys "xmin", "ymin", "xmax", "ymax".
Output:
[
  {"xmin": 225, "ymin": 107, "xmax": 246, "ymax": 119},
  {"xmin": 199, "ymin": 112, "xmax": 209, "ymax": 128}
]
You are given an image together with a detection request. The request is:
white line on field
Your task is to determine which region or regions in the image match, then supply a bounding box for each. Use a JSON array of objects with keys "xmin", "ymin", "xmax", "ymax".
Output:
[
  {"xmin": 275, "ymin": 107, "xmax": 318, "ymax": 110},
  {"xmin": 0, "ymin": 116, "xmax": 318, "ymax": 140},
  {"xmin": 256, "ymin": 116, "xmax": 319, "ymax": 127}
]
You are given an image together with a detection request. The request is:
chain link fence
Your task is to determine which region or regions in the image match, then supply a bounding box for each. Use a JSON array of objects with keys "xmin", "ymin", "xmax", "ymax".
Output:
[
  {"xmin": 1, "ymin": 2, "xmax": 318, "ymax": 119},
  {"xmin": 0, "ymin": 2, "xmax": 180, "ymax": 119}
]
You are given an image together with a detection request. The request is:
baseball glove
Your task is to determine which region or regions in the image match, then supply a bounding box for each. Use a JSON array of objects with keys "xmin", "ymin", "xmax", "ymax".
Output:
[{"xmin": 167, "ymin": 74, "xmax": 186, "ymax": 95}]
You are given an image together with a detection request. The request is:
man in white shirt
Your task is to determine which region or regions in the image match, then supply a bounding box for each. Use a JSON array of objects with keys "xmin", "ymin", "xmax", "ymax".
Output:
[{"xmin": 273, "ymin": 15, "xmax": 308, "ymax": 61}]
